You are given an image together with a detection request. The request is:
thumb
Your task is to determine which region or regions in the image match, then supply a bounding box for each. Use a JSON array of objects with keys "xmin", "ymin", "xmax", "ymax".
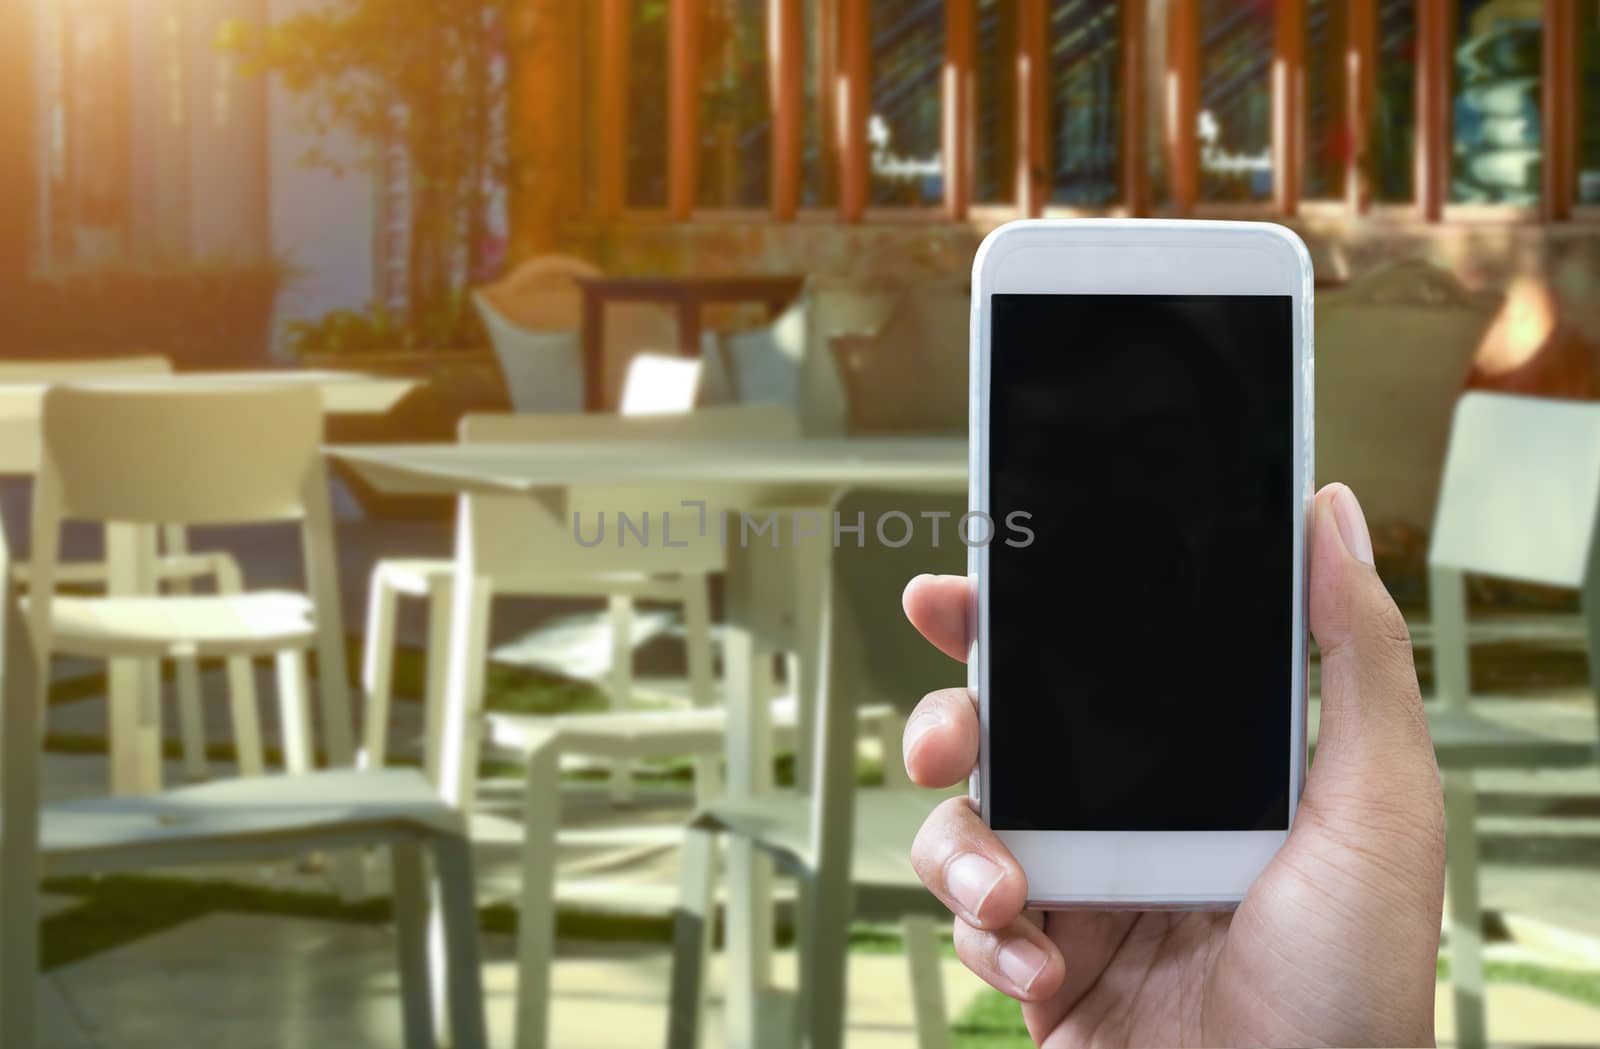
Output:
[{"xmin": 1305, "ymin": 484, "xmax": 1440, "ymax": 808}]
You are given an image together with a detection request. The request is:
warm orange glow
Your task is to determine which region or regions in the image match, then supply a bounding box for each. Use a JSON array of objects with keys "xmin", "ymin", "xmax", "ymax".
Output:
[{"xmin": 1474, "ymin": 276, "xmax": 1558, "ymax": 377}]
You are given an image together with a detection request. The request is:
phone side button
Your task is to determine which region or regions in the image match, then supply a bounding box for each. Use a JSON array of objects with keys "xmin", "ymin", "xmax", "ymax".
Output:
[{"xmin": 968, "ymin": 769, "xmax": 981, "ymax": 807}]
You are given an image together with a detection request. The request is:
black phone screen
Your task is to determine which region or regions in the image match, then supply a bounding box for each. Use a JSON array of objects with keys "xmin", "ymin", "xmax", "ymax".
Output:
[{"xmin": 986, "ymin": 293, "xmax": 1294, "ymax": 832}]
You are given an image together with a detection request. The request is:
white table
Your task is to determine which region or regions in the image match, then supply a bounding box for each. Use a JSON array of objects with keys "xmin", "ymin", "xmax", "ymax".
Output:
[
  {"xmin": 1, "ymin": 370, "xmax": 418, "ymax": 794},
  {"xmin": 326, "ymin": 438, "xmax": 967, "ymax": 1049}
]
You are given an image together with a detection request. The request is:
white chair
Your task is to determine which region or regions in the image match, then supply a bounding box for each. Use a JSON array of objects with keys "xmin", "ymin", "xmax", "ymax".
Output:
[
  {"xmin": 1315, "ymin": 259, "xmax": 1499, "ymax": 532},
  {"xmin": 475, "ymin": 255, "xmax": 684, "ymax": 413},
  {"xmin": 361, "ymin": 403, "xmax": 798, "ymax": 806},
  {"xmin": 0, "ymin": 517, "xmax": 487, "ymax": 1049},
  {"xmin": 717, "ymin": 278, "xmax": 894, "ymax": 437},
  {"xmin": 667, "ymin": 488, "xmax": 963, "ymax": 1049},
  {"xmin": 24, "ymin": 385, "xmax": 360, "ymax": 791},
  {"xmin": 0, "ymin": 355, "xmax": 252, "ymax": 782},
  {"xmin": 1419, "ymin": 391, "xmax": 1600, "ymax": 1049}
]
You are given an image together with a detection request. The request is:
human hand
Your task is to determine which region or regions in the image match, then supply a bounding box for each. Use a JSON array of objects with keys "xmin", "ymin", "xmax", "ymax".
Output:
[{"xmin": 902, "ymin": 483, "xmax": 1445, "ymax": 1047}]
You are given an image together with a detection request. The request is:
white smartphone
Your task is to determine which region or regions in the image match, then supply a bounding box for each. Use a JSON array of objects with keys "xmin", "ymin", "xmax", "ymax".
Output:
[{"xmin": 969, "ymin": 219, "xmax": 1313, "ymax": 909}]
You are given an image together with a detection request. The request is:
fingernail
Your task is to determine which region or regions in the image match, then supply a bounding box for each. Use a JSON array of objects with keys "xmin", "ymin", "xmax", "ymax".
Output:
[
  {"xmin": 902, "ymin": 705, "xmax": 947, "ymax": 763},
  {"xmin": 946, "ymin": 853, "xmax": 1003, "ymax": 921},
  {"xmin": 1332, "ymin": 485, "xmax": 1375, "ymax": 567},
  {"xmin": 997, "ymin": 938, "xmax": 1049, "ymax": 996}
]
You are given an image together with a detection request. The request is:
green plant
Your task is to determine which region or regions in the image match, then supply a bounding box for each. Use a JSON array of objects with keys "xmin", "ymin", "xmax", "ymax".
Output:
[
  {"xmin": 285, "ymin": 301, "xmax": 488, "ymax": 356},
  {"xmin": 230, "ymin": 1, "xmax": 509, "ymax": 345}
]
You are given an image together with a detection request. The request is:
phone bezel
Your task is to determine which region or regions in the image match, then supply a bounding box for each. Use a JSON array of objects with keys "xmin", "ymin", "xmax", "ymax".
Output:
[{"xmin": 969, "ymin": 219, "xmax": 1313, "ymax": 908}]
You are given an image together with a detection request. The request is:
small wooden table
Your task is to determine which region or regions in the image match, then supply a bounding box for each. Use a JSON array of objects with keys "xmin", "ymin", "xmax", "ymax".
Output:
[{"xmin": 575, "ymin": 274, "xmax": 804, "ymax": 410}]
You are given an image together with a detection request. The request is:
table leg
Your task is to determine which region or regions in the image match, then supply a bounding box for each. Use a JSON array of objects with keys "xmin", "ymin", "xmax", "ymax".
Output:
[
  {"xmin": 105, "ymin": 522, "xmax": 161, "ymax": 795},
  {"xmin": 722, "ymin": 540, "xmax": 777, "ymax": 1049},
  {"xmin": 582, "ymin": 291, "xmax": 606, "ymax": 411}
]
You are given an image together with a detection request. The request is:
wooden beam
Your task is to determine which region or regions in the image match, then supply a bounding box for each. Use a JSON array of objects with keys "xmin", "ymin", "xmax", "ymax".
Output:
[
  {"xmin": 1165, "ymin": 0, "xmax": 1199, "ymax": 215},
  {"xmin": 1120, "ymin": 0, "xmax": 1149, "ymax": 215},
  {"xmin": 944, "ymin": 0, "xmax": 975, "ymax": 220},
  {"xmin": 1542, "ymin": 0, "xmax": 1575, "ymax": 221},
  {"xmin": 667, "ymin": 0, "xmax": 702, "ymax": 221},
  {"xmin": 770, "ymin": 0, "xmax": 804, "ymax": 219},
  {"xmin": 1345, "ymin": 0, "xmax": 1376, "ymax": 213},
  {"xmin": 596, "ymin": 0, "xmax": 628, "ymax": 219},
  {"xmin": 1016, "ymin": 0, "xmax": 1048, "ymax": 215},
  {"xmin": 1273, "ymin": 0, "xmax": 1305, "ymax": 216},
  {"xmin": 1416, "ymin": 0, "xmax": 1449, "ymax": 221},
  {"xmin": 507, "ymin": 0, "xmax": 587, "ymax": 258},
  {"xmin": 838, "ymin": 0, "xmax": 869, "ymax": 221}
]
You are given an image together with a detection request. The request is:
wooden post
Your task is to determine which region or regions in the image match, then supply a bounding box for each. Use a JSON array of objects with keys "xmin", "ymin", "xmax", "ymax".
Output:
[
  {"xmin": 838, "ymin": 0, "xmax": 869, "ymax": 221},
  {"xmin": 770, "ymin": 0, "xmax": 804, "ymax": 219},
  {"xmin": 1542, "ymin": 0, "xmax": 1575, "ymax": 221},
  {"xmin": 596, "ymin": 0, "xmax": 629, "ymax": 220},
  {"xmin": 507, "ymin": 0, "xmax": 587, "ymax": 258},
  {"xmin": 1416, "ymin": 0, "xmax": 1449, "ymax": 222},
  {"xmin": 1166, "ymin": 0, "xmax": 1199, "ymax": 215},
  {"xmin": 1016, "ymin": 0, "xmax": 1048, "ymax": 215},
  {"xmin": 945, "ymin": 0, "xmax": 976, "ymax": 220},
  {"xmin": 1345, "ymin": 0, "xmax": 1376, "ymax": 213},
  {"xmin": 0, "ymin": 0, "xmax": 36, "ymax": 279},
  {"xmin": 1273, "ymin": 0, "xmax": 1306, "ymax": 216},
  {"xmin": 1121, "ymin": 0, "xmax": 1150, "ymax": 215},
  {"xmin": 667, "ymin": 0, "xmax": 703, "ymax": 221}
]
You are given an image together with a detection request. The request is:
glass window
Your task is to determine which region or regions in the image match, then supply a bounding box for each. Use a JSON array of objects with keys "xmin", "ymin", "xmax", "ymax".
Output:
[
  {"xmin": 1303, "ymin": 0, "xmax": 1345, "ymax": 199},
  {"xmin": 698, "ymin": 1, "xmax": 770, "ymax": 207},
  {"xmin": 1577, "ymin": 0, "xmax": 1600, "ymax": 203},
  {"xmin": 802, "ymin": 0, "xmax": 837, "ymax": 207},
  {"xmin": 974, "ymin": 0, "xmax": 1017, "ymax": 203},
  {"xmin": 1451, "ymin": 0, "xmax": 1541, "ymax": 205},
  {"xmin": 1198, "ymin": 0, "xmax": 1273, "ymax": 202},
  {"xmin": 1372, "ymin": 0, "xmax": 1417, "ymax": 201},
  {"xmin": 868, "ymin": 0, "xmax": 944, "ymax": 206},
  {"xmin": 626, "ymin": 0, "xmax": 669, "ymax": 208},
  {"xmin": 1047, "ymin": 0, "xmax": 1120, "ymax": 205}
]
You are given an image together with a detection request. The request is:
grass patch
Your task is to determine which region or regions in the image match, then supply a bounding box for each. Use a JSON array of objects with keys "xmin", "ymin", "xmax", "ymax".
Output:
[
  {"xmin": 1438, "ymin": 954, "xmax": 1600, "ymax": 1009},
  {"xmin": 950, "ymin": 991, "xmax": 1031, "ymax": 1048},
  {"xmin": 40, "ymin": 873, "xmax": 947, "ymax": 971}
]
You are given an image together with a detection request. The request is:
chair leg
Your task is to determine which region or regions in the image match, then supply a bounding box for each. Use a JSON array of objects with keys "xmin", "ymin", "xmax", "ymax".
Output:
[
  {"xmin": 902, "ymin": 914, "xmax": 951, "ymax": 1049},
  {"xmin": 391, "ymin": 839, "xmax": 437, "ymax": 1049},
  {"xmin": 174, "ymin": 656, "xmax": 209, "ymax": 781},
  {"xmin": 512, "ymin": 735, "xmax": 561, "ymax": 1049},
  {"xmin": 212, "ymin": 554, "xmax": 265, "ymax": 777},
  {"xmin": 429, "ymin": 835, "xmax": 489, "ymax": 1049},
  {"xmin": 422, "ymin": 575, "xmax": 454, "ymax": 785},
  {"xmin": 362, "ymin": 570, "xmax": 401, "ymax": 770},
  {"xmin": 682, "ymin": 578, "xmax": 722, "ymax": 804},
  {"xmin": 607, "ymin": 593, "xmax": 635, "ymax": 805},
  {"xmin": 666, "ymin": 825, "xmax": 718, "ymax": 1049},
  {"xmin": 796, "ymin": 871, "xmax": 851, "ymax": 1049},
  {"xmin": 1444, "ymin": 771, "xmax": 1487, "ymax": 1049},
  {"xmin": 225, "ymin": 656, "xmax": 266, "ymax": 777},
  {"xmin": 275, "ymin": 649, "xmax": 314, "ymax": 774}
]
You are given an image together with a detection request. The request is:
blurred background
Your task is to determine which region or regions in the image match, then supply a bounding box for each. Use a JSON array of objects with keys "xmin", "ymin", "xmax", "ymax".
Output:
[{"xmin": 1, "ymin": 2, "xmax": 1598, "ymax": 1047}]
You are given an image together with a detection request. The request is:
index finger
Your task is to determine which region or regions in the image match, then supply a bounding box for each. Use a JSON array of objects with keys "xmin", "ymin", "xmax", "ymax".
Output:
[{"xmin": 902, "ymin": 573, "xmax": 973, "ymax": 662}]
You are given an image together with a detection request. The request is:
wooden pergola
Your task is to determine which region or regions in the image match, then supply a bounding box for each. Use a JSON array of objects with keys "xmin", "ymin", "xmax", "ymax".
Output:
[{"xmin": 506, "ymin": 0, "xmax": 1585, "ymax": 258}]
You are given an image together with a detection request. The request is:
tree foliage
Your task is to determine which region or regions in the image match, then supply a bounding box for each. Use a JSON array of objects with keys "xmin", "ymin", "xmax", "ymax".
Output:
[{"xmin": 232, "ymin": 0, "xmax": 509, "ymax": 344}]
